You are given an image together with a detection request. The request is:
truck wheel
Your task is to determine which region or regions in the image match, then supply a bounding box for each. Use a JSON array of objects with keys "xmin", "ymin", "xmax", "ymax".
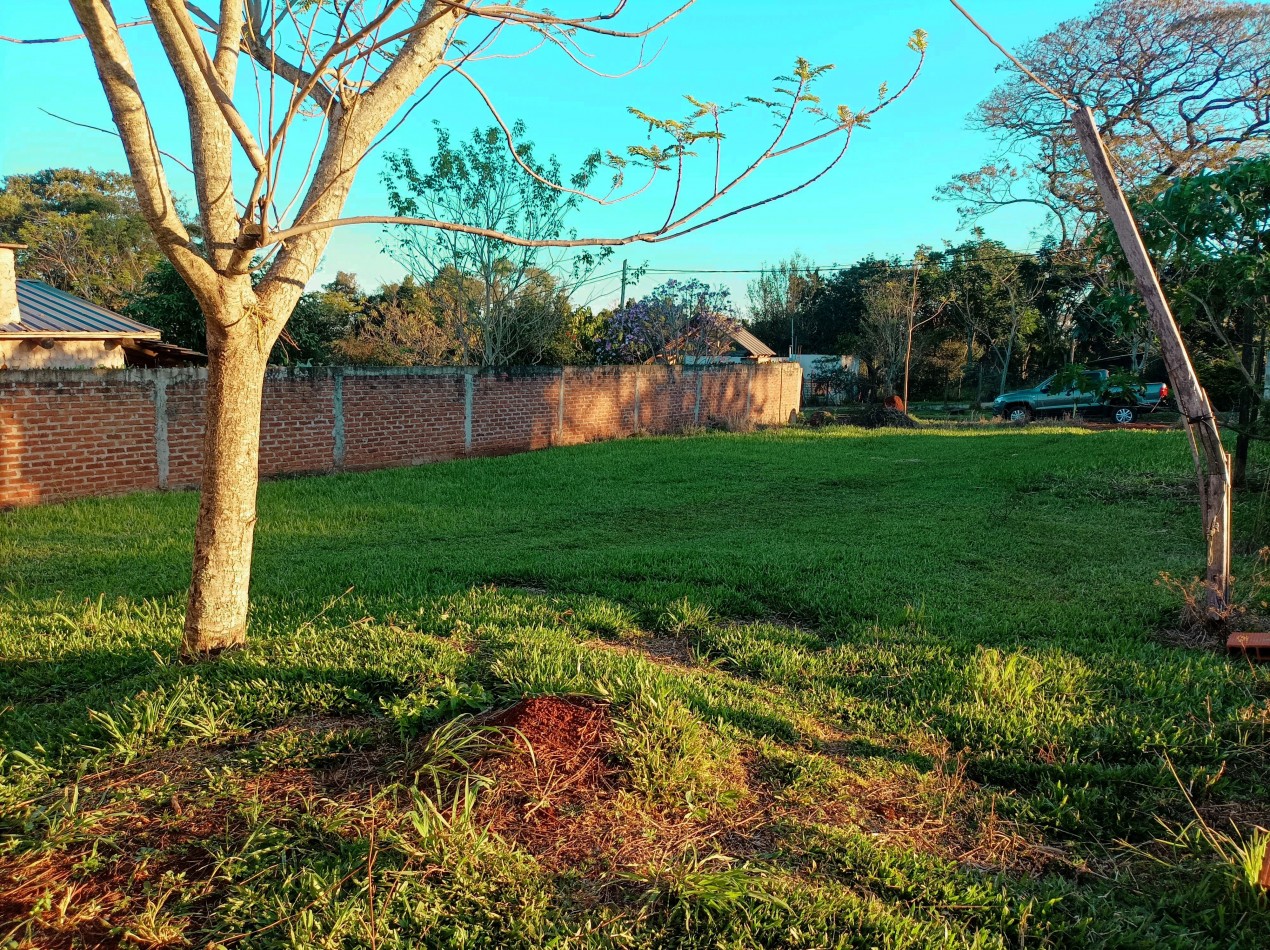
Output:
[
  {"xmin": 1112, "ymin": 405, "xmax": 1137, "ymax": 424},
  {"xmin": 1006, "ymin": 404, "xmax": 1033, "ymax": 424}
]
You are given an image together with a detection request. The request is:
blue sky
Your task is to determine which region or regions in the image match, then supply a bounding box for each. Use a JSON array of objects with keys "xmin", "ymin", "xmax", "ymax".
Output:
[{"xmin": 0, "ymin": 1, "xmax": 1095, "ymax": 308}]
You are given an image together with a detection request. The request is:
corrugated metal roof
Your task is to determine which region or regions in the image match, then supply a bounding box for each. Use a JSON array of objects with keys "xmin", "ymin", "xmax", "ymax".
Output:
[
  {"xmin": 1, "ymin": 280, "xmax": 161, "ymax": 339},
  {"xmin": 730, "ymin": 326, "xmax": 777, "ymax": 358}
]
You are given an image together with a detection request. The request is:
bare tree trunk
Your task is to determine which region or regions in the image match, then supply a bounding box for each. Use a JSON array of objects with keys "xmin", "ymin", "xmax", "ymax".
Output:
[
  {"xmin": 1235, "ymin": 308, "xmax": 1255, "ymax": 489},
  {"xmin": 182, "ymin": 317, "xmax": 270, "ymax": 658},
  {"xmin": 1263, "ymin": 323, "xmax": 1270, "ymax": 402},
  {"xmin": 998, "ymin": 312, "xmax": 1020, "ymax": 396}
]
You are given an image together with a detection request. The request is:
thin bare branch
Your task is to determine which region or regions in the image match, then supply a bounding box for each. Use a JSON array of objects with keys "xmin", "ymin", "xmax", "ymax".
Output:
[
  {"xmin": 0, "ymin": 18, "xmax": 150, "ymax": 43},
  {"xmin": 38, "ymin": 108, "xmax": 201, "ymax": 181},
  {"xmin": 66, "ymin": 0, "xmax": 211, "ymax": 291},
  {"xmin": 266, "ymin": 127, "xmax": 854, "ymax": 250},
  {"xmin": 948, "ymin": 0, "xmax": 1075, "ymax": 109},
  {"xmin": 445, "ymin": 63, "xmax": 662, "ymax": 207},
  {"xmin": 436, "ymin": 0, "xmax": 695, "ymax": 41}
]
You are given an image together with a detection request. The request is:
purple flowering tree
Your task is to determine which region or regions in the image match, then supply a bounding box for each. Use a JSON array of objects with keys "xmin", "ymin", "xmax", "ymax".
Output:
[{"xmin": 600, "ymin": 279, "xmax": 741, "ymax": 364}]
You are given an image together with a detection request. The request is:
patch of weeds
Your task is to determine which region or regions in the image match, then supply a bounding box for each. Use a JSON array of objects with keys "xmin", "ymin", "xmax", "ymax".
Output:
[
  {"xmin": 970, "ymin": 646, "xmax": 1070, "ymax": 707},
  {"xmin": 756, "ymin": 744, "xmax": 854, "ymax": 813},
  {"xmin": 406, "ymin": 714, "xmax": 506, "ymax": 791},
  {"xmin": 380, "ymin": 678, "xmax": 493, "ymax": 742},
  {"xmin": 613, "ymin": 687, "xmax": 740, "ymax": 813},
  {"xmin": 1021, "ymin": 467, "xmax": 1196, "ymax": 506},
  {"xmin": 693, "ymin": 621, "xmax": 828, "ymax": 684},
  {"xmin": 382, "ymin": 783, "xmax": 555, "ymax": 946},
  {"xmin": 1157, "ymin": 549, "xmax": 1270, "ymax": 647},
  {"xmin": 625, "ymin": 849, "xmax": 787, "ymax": 938},
  {"xmin": 657, "ymin": 597, "xmax": 714, "ymax": 638},
  {"xmin": 86, "ymin": 676, "xmax": 237, "ymax": 762},
  {"xmin": 1161, "ymin": 820, "xmax": 1270, "ymax": 906},
  {"xmin": 971, "ymin": 756, "xmax": 1177, "ymax": 843},
  {"xmin": 568, "ymin": 597, "xmax": 641, "ymax": 638},
  {"xmin": 236, "ymin": 717, "xmax": 381, "ymax": 771},
  {"xmin": 119, "ymin": 887, "xmax": 191, "ymax": 948},
  {"xmin": 487, "ymin": 628, "xmax": 663, "ymax": 703}
]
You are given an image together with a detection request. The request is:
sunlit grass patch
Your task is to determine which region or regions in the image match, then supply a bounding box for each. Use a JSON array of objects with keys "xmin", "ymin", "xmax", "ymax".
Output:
[{"xmin": 2, "ymin": 425, "xmax": 1268, "ymax": 946}]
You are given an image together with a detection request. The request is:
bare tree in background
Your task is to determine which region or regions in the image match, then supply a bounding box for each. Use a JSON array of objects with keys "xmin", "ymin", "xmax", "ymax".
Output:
[
  {"xmin": 7, "ymin": 3, "xmax": 925, "ymax": 658},
  {"xmin": 940, "ymin": 0, "xmax": 1270, "ymax": 241},
  {"xmin": 860, "ymin": 281, "xmax": 911, "ymax": 398},
  {"xmin": 746, "ymin": 252, "xmax": 822, "ymax": 354},
  {"xmin": 992, "ymin": 258, "xmax": 1044, "ymax": 395}
]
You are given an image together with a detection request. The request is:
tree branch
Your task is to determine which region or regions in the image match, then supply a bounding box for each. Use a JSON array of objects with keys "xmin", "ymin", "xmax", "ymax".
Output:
[
  {"xmin": 66, "ymin": 0, "xmax": 212, "ymax": 293},
  {"xmin": 0, "ymin": 18, "xmax": 150, "ymax": 43}
]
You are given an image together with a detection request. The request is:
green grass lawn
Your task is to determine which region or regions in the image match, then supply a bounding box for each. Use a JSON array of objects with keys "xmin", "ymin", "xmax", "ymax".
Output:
[{"xmin": 2, "ymin": 425, "xmax": 1267, "ymax": 948}]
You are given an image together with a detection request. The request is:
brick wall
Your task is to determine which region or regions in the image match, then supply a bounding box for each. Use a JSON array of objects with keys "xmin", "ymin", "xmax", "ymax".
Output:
[
  {"xmin": 0, "ymin": 362, "xmax": 801, "ymax": 507},
  {"xmin": 341, "ymin": 371, "xmax": 466, "ymax": 470}
]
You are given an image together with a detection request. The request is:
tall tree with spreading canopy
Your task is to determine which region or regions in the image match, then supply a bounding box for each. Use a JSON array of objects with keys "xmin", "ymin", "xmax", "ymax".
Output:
[
  {"xmin": 940, "ymin": 0, "xmax": 1270, "ymax": 242},
  {"xmin": 9, "ymin": 2, "xmax": 925, "ymax": 658}
]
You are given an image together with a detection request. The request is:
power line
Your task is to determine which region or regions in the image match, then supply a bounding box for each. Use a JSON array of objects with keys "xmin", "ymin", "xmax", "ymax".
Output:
[
  {"xmin": 561, "ymin": 244, "xmax": 1075, "ymax": 306},
  {"xmin": 631, "ymin": 247, "xmax": 1065, "ymax": 278}
]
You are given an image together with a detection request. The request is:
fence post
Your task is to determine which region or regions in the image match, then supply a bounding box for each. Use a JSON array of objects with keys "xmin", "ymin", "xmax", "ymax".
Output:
[
  {"xmin": 153, "ymin": 371, "xmax": 169, "ymax": 489},
  {"xmin": 778, "ymin": 364, "xmax": 784, "ymax": 425},
  {"xmin": 557, "ymin": 367, "xmax": 567, "ymax": 444},
  {"xmin": 633, "ymin": 366, "xmax": 641, "ymax": 433},
  {"xmin": 331, "ymin": 367, "xmax": 345, "ymax": 472},
  {"xmin": 464, "ymin": 370, "xmax": 474, "ymax": 454}
]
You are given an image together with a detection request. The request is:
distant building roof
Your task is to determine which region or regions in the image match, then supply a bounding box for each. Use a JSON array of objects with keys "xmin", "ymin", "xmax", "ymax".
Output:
[
  {"xmin": 1, "ymin": 280, "xmax": 161, "ymax": 340},
  {"xmin": 730, "ymin": 326, "xmax": 777, "ymax": 359}
]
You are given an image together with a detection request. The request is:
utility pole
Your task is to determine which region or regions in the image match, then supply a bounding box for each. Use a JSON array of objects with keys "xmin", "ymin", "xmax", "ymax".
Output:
[
  {"xmin": 903, "ymin": 254, "xmax": 922, "ymax": 412},
  {"xmin": 619, "ymin": 259, "xmax": 628, "ymax": 309},
  {"xmin": 1074, "ymin": 106, "xmax": 1231, "ymax": 617}
]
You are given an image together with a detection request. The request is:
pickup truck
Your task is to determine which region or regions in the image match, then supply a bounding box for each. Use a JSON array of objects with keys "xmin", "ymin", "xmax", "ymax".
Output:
[{"xmin": 992, "ymin": 369, "xmax": 1170, "ymax": 424}]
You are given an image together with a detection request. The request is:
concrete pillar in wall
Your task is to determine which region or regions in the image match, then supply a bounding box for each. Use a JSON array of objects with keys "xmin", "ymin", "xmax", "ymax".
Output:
[
  {"xmin": 633, "ymin": 367, "xmax": 641, "ymax": 433},
  {"xmin": 154, "ymin": 371, "xmax": 170, "ymax": 489},
  {"xmin": 0, "ymin": 243, "xmax": 26, "ymax": 327},
  {"xmin": 464, "ymin": 370, "xmax": 475, "ymax": 454},
  {"xmin": 332, "ymin": 367, "xmax": 346, "ymax": 471},
  {"xmin": 557, "ymin": 368, "xmax": 567, "ymax": 444}
]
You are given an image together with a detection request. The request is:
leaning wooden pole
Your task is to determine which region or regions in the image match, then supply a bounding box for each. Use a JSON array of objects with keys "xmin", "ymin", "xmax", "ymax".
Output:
[{"xmin": 1073, "ymin": 106, "xmax": 1232, "ymax": 617}]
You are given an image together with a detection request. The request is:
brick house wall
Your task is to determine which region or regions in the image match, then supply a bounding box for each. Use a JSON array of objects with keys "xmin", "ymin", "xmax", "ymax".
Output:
[{"xmin": 0, "ymin": 362, "xmax": 801, "ymax": 507}]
